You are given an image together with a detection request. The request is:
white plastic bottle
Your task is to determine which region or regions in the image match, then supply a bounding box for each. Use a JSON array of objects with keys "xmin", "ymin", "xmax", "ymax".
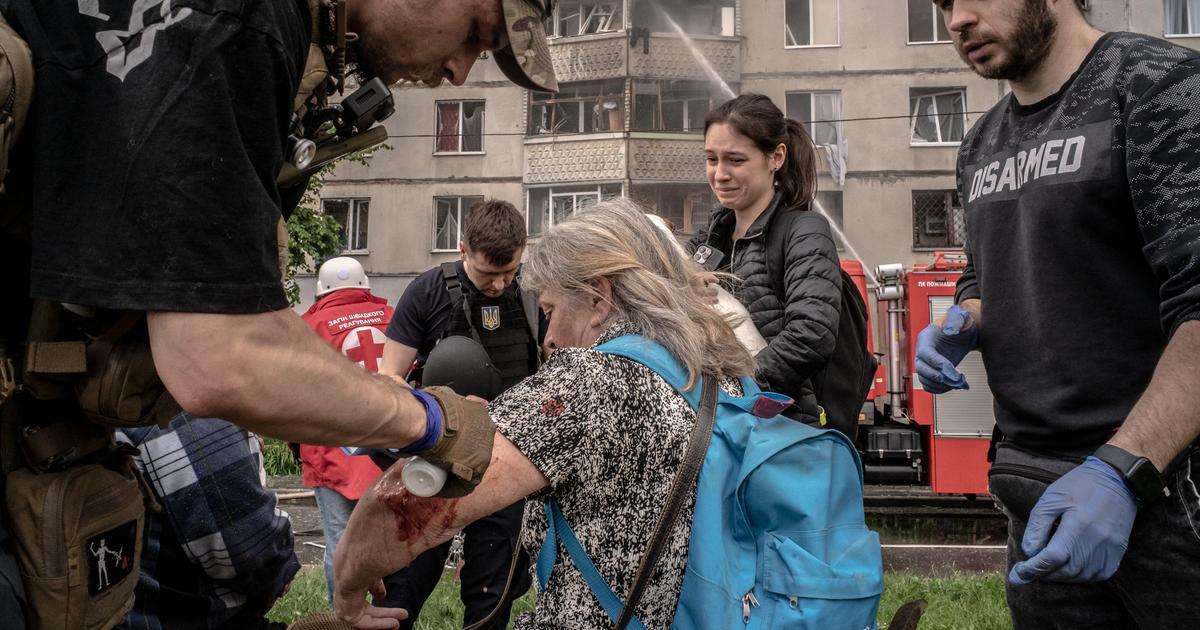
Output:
[{"xmin": 401, "ymin": 456, "xmax": 448, "ymax": 497}]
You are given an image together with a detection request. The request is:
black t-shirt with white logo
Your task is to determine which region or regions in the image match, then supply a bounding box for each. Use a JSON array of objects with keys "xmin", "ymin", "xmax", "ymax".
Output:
[
  {"xmin": 954, "ymin": 33, "xmax": 1200, "ymax": 450},
  {"xmin": 3, "ymin": 0, "xmax": 309, "ymax": 313}
]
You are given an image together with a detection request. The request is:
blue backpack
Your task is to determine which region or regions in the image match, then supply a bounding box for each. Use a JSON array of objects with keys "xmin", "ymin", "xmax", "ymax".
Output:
[{"xmin": 536, "ymin": 335, "xmax": 883, "ymax": 629}]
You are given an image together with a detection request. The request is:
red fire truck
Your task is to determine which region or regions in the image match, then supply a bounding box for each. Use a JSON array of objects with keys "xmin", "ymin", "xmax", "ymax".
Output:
[{"xmin": 844, "ymin": 252, "xmax": 995, "ymax": 496}]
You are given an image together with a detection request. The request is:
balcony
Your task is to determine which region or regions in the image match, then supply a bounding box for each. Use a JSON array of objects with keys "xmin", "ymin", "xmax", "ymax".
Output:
[
  {"xmin": 628, "ymin": 134, "xmax": 705, "ymax": 182},
  {"xmin": 547, "ymin": 32, "xmax": 741, "ymax": 83},
  {"xmin": 524, "ymin": 133, "xmax": 627, "ymax": 184},
  {"xmin": 629, "ymin": 34, "xmax": 739, "ymax": 84},
  {"xmin": 524, "ymin": 132, "xmax": 706, "ymax": 185}
]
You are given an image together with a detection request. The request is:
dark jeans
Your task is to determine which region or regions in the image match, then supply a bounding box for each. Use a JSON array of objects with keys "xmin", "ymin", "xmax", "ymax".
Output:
[
  {"xmin": 391, "ymin": 500, "xmax": 530, "ymax": 630},
  {"xmin": 989, "ymin": 442, "xmax": 1200, "ymax": 629}
]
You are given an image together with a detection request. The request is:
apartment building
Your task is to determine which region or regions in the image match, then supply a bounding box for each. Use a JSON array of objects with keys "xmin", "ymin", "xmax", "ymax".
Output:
[{"xmin": 302, "ymin": 0, "xmax": 1200, "ymax": 308}]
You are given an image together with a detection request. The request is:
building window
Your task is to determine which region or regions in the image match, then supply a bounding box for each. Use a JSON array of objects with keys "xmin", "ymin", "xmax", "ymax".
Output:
[
  {"xmin": 784, "ymin": 0, "xmax": 839, "ymax": 47},
  {"xmin": 632, "ymin": 80, "xmax": 715, "ymax": 132},
  {"xmin": 908, "ymin": 0, "xmax": 951, "ymax": 43},
  {"xmin": 813, "ymin": 190, "xmax": 844, "ymax": 240},
  {"xmin": 630, "ymin": 184, "xmax": 718, "ymax": 234},
  {"xmin": 436, "ymin": 101, "xmax": 485, "ymax": 153},
  {"xmin": 433, "ymin": 196, "xmax": 484, "ymax": 251},
  {"xmin": 910, "ymin": 88, "xmax": 966, "ymax": 145},
  {"xmin": 529, "ymin": 81, "xmax": 625, "ymax": 135},
  {"xmin": 323, "ymin": 198, "xmax": 370, "ymax": 252},
  {"xmin": 630, "ymin": 0, "xmax": 735, "ymax": 36},
  {"xmin": 553, "ymin": 1, "xmax": 623, "ymax": 37},
  {"xmin": 912, "ymin": 190, "xmax": 965, "ymax": 249},
  {"xmin": 1166, "ymin": 0, "xmax": 1200, "ymax": 35},
  {"xmin": 784, "ymin": 91, "xmax": 842, "ymax": 147},
  {"xmin": 527, "ymin": 183, "xmax": 623, "ymax": 234}
]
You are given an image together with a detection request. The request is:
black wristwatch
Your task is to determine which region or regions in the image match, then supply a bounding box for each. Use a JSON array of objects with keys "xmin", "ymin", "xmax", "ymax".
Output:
[{"xmin": 1093, "ymin": 444, "xmax": 1166, "ymax": 503}]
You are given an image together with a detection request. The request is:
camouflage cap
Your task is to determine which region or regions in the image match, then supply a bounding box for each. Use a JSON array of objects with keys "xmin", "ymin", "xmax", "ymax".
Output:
[{"xmin": 494, "ymin": 0, "xmax": 558, "ymax": 92}]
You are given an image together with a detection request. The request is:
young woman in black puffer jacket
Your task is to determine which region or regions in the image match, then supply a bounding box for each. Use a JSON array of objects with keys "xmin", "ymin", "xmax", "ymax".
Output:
[{"xmin": 687, "ymin": 94, "xmax": 842, "ymax": 425}]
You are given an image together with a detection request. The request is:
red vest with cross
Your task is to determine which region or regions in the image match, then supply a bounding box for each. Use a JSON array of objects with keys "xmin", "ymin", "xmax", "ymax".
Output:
[{"xmin": 299, "ymin": 288, "xmax": 394, "ymax": 499}]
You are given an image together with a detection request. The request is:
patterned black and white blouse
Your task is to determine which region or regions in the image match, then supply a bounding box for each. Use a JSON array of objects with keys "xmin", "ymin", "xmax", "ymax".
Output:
[{"xmin": 490, "ymin": 322, "xmax": 742, "ymax": 629}]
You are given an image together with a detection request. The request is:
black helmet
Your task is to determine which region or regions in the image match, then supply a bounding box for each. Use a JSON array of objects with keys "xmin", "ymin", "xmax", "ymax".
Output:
[{"xmin": 422, "ymin": 335, "xmax": 504, "ymax": 401}]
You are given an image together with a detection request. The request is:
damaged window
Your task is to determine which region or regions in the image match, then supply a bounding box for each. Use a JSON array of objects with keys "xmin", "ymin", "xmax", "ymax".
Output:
[
  {"xmin": 554, "ymin": 2, "xmax": 623, "ymax": 37},
  {"xmin": 632, "ymin": 80, "xmax": 715, "ymax": 132},
  {"xmin": 908, "ymin": 0, "xmax": 952, "ymax": 43},
  {"xmin": 527, "ymin": 183, "xmax": 623, "ymax": 234},
  {"xmin": 435, "ymin": 100, "xmax": 485, "ymax": 153},
  {"xmin": 433, "ymin": 196, "xmax": 484, "ymax": 251},
  {"xmin": 784, "ymin": 0, "xmax": 839, "ymax": 47},
  {"xmin": 529, "ymin": 81, "xmax": 624, "ymax": 135},
  {"xmin": 910, "ymin": 88, "xmax": 966, "ymax": 144},
  {"xmin": 784, "ymin": 91, "xmax": 842, "ymax": 147}
]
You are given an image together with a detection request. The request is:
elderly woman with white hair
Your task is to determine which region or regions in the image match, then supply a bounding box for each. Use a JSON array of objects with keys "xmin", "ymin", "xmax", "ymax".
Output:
[{"xmin": 331, "ymin": 198, "xmax": 758, "ymax": 629}]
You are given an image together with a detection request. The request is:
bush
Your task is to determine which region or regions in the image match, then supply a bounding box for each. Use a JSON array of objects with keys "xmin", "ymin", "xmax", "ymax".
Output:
[{"xmin": 263, "ymin": 437, "xmax": 302, "ymax": 476}]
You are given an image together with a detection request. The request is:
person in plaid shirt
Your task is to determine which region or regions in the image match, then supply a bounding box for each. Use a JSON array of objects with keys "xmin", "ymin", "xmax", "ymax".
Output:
[{"xmin": 116, "ymin": 415, "xmax": 299, "ymax": 630}]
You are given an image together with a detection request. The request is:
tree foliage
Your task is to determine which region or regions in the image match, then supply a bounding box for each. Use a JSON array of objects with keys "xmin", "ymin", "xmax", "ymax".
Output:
[{"xmin": 283, "ymin": 149, "xmax": 384, "ymax": 305}]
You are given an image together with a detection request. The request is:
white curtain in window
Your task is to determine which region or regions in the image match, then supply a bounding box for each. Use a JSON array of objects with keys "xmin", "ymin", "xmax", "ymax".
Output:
[
  {"xmin": 1165, "ymin": 0, "xmax": 1200, "ymax": 34},
  {"xmin": 812, "ymin": 93, "xmax": 847, "ymax": 186},
  {"xmin": 462, "ymin": 103, "xmax": 484, "ymax": 152},
  {"xmin": 434, "ymin": 198, "xmax": 458, "ymax": 250}
]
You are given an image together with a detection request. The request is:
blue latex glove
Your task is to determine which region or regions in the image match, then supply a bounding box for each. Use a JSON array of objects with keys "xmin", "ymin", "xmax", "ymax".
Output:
[
  {"xmin": 1009, "ymin": 456, "xmax": 1138, "ymax": 585},
  {"xmin": 914, "ymin": 304, "xmax": 978, "ymax": 393}
]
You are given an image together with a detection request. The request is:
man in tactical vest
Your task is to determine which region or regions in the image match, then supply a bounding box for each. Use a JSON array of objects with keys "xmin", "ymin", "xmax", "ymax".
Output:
[
  {"xmin": 379, "ymin": 199, "xmax": 542, "ymax": 630},
  {"xmin": 0, "ymin": 1, "xmax": 558, "ymax": 627}
]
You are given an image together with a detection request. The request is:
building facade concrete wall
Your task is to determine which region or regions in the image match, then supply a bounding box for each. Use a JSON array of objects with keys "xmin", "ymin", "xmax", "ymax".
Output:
[{"xmin": 298, "ymin": 0, "xmax": 1200, "ymax": 312}]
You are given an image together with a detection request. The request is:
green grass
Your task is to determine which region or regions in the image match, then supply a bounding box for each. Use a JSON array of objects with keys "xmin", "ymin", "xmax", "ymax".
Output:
[
  {"xmin": 270, "ymin": 567, "xmax": 1008, "ymax": 629},
  {"xmin": 878, "ymin": 573, "xmax": 1010, "ymax": 629},
  {"xmin": 263, "ymin": 437, "xmax": 303, "ymax": 476}
]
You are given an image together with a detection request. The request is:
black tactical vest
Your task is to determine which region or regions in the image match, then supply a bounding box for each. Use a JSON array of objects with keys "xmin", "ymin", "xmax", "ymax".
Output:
[{"xmin": 441, "ymin": 263, "xmax": 538, "ymax": 390}]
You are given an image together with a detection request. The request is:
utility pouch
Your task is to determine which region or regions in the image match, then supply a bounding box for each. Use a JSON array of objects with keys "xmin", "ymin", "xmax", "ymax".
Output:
[
  {"xmin": 5, "ymin": 445, "xmax": 146, "ymax": 630},
  {"xmin": 74, "ymin": 313, "xmax": 179, "ymax": 429}
]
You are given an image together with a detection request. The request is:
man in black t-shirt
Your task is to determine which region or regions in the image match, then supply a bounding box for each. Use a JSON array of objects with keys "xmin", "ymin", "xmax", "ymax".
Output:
[
  {"xmin": 916, "ymin": 1, "xmax": 1200, "ymax": 627},
  {"xmin": 0, "ymin": 2, "xmax": 558, "ymax": 628},
  {"xmin": 380, "ymin": 199, "xmax": 542, "ymax": 630}
]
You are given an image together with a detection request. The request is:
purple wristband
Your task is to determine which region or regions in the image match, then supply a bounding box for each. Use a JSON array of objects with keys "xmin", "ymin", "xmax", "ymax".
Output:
[{"xmin": 400, "ymin": 388, "xmax": 444, "ymax": 453}]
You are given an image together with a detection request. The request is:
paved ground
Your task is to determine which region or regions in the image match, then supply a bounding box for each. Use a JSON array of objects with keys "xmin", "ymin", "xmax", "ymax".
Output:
[{"xmin": 269, "ymin": 475, "xmax": 325, "ymax": 566}]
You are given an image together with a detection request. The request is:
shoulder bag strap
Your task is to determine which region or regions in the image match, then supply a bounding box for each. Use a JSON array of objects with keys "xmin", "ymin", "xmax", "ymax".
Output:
[{"xmin": 615, "ymin": 377, "xmax": 718, "ymax": 630}]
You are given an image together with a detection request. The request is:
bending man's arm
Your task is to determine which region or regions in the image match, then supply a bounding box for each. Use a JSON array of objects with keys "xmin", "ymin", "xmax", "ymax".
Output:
[
  {"xmin": 379, "ymin": 339, "xmax": 418, "ymax": 380},
  {"xmin": 333, "ymin": 433, "xmax": 547, "ymax": 629},
  {"xmin": 148, "ymin": 309, "xmax": 424, "ymax": 448}
]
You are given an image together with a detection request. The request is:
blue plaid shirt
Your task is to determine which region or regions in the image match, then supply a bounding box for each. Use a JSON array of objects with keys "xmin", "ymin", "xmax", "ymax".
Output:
[{"xmin": 116, "ymin": 415, "xmax": 299, "ymax": 630}]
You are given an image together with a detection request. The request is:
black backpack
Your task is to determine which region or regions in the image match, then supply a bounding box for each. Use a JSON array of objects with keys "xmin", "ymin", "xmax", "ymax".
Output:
[{"xmin": 765, "ymin": 209, "xmax": 876, "ymax": 441}]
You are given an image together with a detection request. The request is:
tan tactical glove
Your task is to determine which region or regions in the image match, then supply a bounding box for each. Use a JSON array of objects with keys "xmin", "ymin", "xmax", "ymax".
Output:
[{"xmin": 417, "ymin": 386, "xmax": 496, "ymax": 498}]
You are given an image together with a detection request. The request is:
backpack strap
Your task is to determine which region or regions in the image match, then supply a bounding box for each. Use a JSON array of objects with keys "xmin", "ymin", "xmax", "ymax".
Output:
[
  {"xmin": 440, "ymin": 261, "xmax": 481, "ymax": 345},
  {"xmin": 537, "ymin": 499, "xmax": 646, "ymax": 630},
  {"xmin": 595, "ymin": 335, "xmax": 700, "ymax": 408}
]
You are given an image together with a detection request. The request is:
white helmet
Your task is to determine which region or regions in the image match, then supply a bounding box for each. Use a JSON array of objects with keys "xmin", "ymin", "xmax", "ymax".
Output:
[{"xmin": 316, "ymin": 257, "xmax": 370, "ymax": 297}]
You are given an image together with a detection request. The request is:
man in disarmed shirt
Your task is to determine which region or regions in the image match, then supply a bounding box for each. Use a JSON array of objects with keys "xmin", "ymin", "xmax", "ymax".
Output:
[
  {"xmin": 916, "ymin": 0, "xmax": 1200, "ymax": 627},
  {"xmin": 0, "ymin": 1, "xmax": 558, "ymax": 627}
]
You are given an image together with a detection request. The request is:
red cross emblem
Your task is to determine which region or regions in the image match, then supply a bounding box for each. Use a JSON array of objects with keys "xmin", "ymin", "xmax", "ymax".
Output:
[{"xmin": 342, "ymin": 326, "xmax": 388, "ymax": 372}]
